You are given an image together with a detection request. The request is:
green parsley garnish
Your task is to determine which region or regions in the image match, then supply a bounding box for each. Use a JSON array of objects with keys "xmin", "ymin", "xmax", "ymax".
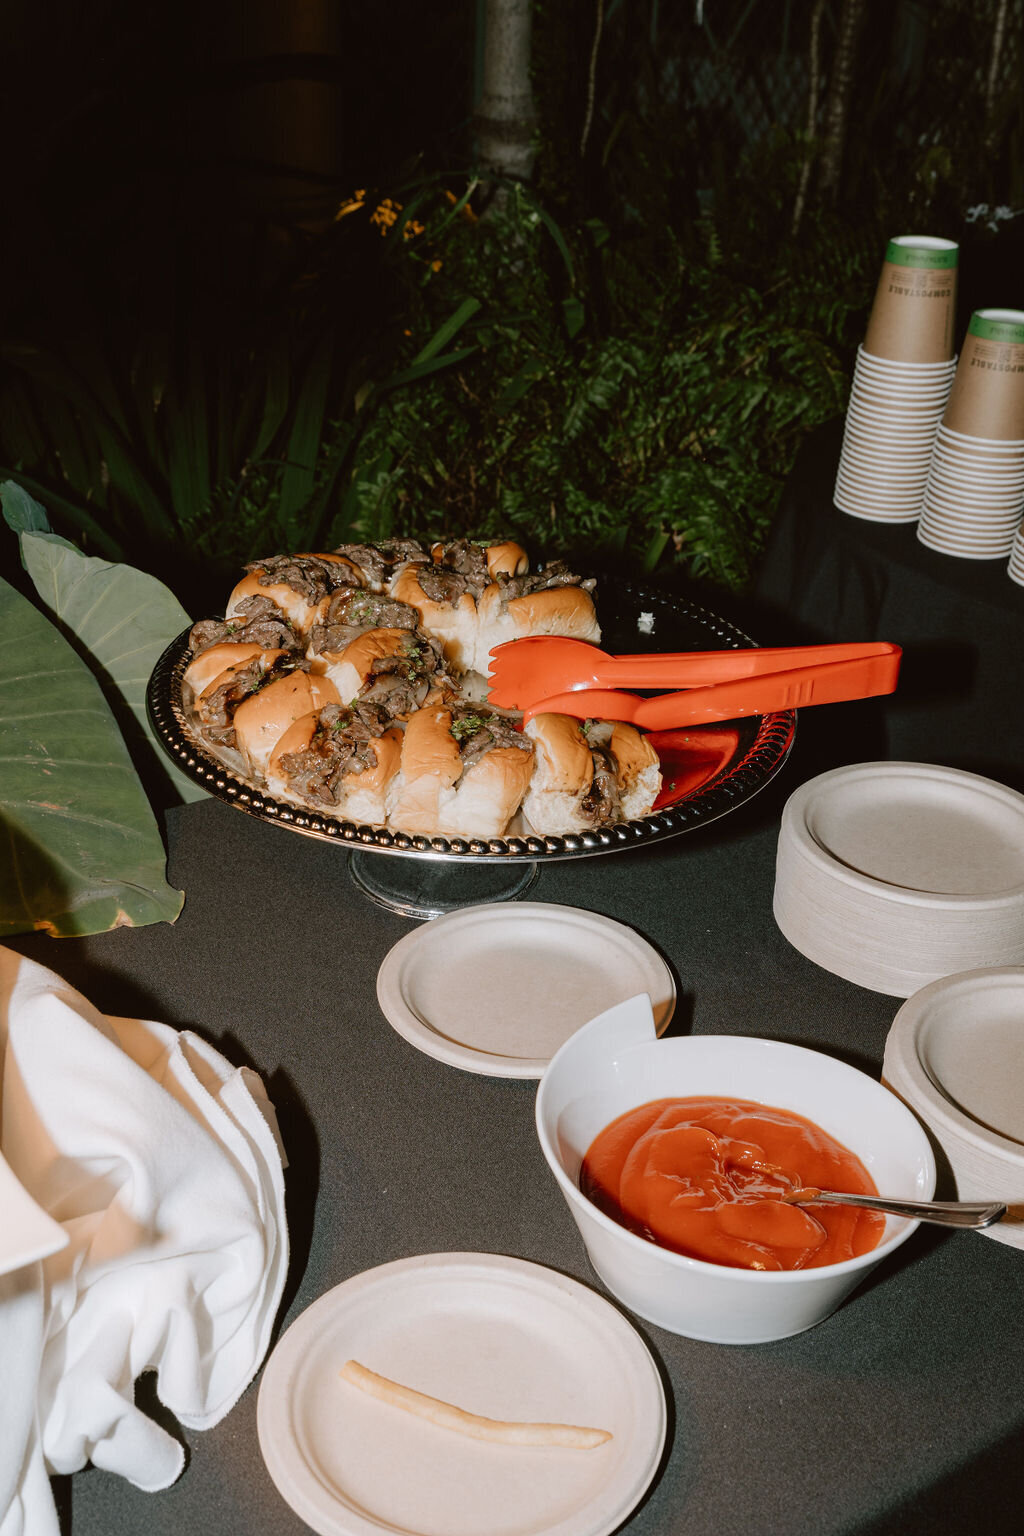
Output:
[{"xmin": 450, "ymin": 713, "xmax": 490, "ymax": 743}]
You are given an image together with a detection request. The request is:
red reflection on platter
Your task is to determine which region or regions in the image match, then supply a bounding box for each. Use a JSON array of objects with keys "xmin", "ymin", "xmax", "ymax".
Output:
[{"xmin": 648, "ymin": 727, "xmax": 742, "ymax": 809}]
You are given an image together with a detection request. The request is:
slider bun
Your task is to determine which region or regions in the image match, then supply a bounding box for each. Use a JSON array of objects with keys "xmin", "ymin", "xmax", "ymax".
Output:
[
  {"xmin": 266, "ymin": 714, "xmax": 402, "ymax": 823},
  {"xmin": 183, "ymin": 642, "xmax": 265, "ymax": 701},
  {"xmin": 610, "ymin": 722, "xmax": 662, "ymax": 819},
  {"xmin": 345, "ymin": 727, "xmax": 403, "ymax": 824},
  {"xmin": 232, "ymin": 671, "xmax": 340, "ymax": 778},
  {"xmin": 390, "ymin": 705, "xmax": 534, "ymax": 838},
  {"xmin": 226, "ymin": 553, "xmax": 363, "ymax": 634},
  {"xmin": 521, "ymin": 714, "xmax": 594, "ymax": 834},
  {"xmin": 521, "ymin": 716, "xmax": 661, "ymax": 830},
  {"xmin": 314, "ymin": 627, "xmax": 412, "ymax": 702},
  {"xmin": 427, "ymin": 540, "xmax": 528, "ymax": 579},
  {"xmin": 265, "ymin": 713, "xmax": 318, "ymax": 806},
  {"xmin": 192, "ymin": 648, "xmax": 291, "ymax": 728},
  {"xmin": 485, "ymin": 541, "xmax": 530, "ymax": 578},
  {"xmin": 523, "ymin": 714, "xmax": 592, "ymax": 793},
  {"xmin": 475, "ymin": 584, "xmax": 600, "ymax": 675},
  {"xmin": 389, "ymin": 706, "xmax": 464, "ymax": 835},
  {"xmin": 438, "ymin": 745, "xmax": 534, "ymax": 839},
  {"xmin": 390, "ymin": 565, "xmax": 477, "ymax": 674}
]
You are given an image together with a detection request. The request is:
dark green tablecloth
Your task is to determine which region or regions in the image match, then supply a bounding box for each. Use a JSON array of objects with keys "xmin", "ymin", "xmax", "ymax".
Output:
[{"xmin": 9, "ymin": 776, "xmax": 1024, "ymax": 1536}]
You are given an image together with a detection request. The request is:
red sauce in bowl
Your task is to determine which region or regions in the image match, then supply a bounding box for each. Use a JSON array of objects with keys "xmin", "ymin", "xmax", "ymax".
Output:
[{"xmin": 580, "ymin": 1097, "xmax": 886, "ymax": 1272}]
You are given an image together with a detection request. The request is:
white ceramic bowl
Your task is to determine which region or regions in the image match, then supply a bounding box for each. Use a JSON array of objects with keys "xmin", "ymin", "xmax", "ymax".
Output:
[
  {"xmin": 882, "ymin": 968, "xmax": 1024, "ymax": 1248},
  {"xmin": 536, "ymin": 996, "xmax": 935, "ymax": 1345}
]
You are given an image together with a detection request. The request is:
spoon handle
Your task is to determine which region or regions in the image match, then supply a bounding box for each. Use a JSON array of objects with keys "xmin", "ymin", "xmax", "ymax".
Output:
[{"xmin": 787, "ymin": 1189, "xmax": 1007, "ymax": 1229}]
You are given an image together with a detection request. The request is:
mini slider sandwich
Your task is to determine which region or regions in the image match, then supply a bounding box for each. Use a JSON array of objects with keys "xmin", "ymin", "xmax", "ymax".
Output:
[
  {"xmin": 474, "ymin": 562, "xmax": 600, "ymax": 676},
  {"xmin": 187, "ymin": 647, "xmax": 324, "ymax": 758},
  {"xmin": 183, "ymin": 641, "xmax": 267, "ymax": 706},
  {"xmin": 266, "ymin": 702, "xmax": 402, "ymax": 824},
  {"xmin": 226, "ymin": 552, "xmax": 368, "ymax": 634},
  {"xmin": 305, "ymin": 587, "xmax": 421, "ymax": 659},
  {"xmin": 521, "ymin": 714, "xmax": 661, "ymax": 833},
  {"xmin": 231, "ymin": 665, "xmax": 341, "ymax": 778},
  {"xmin": 311, "ymin": 627, "xmax": 454, "ymax": 719},
  {"xmin": 329, "ymin": 538, "xmax": 429, "ymax": 593},
  {"xmin": 188, "ymin": 596, "xmax": 303, "ymax": 660},
  {"xmin": 390, "ymin": 702, "xmax": 535, "ymax": 838},
  {"xmin": 389, "ymin": 540, "xmax": 530, "ymax": 674}
]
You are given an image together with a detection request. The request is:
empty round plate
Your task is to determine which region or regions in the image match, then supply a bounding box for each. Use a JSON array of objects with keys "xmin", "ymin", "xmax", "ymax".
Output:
[
  {"xmin": 883, "ymin": 970, "xmax": 1024, "ymax": 1247},
  {"xmin": 794, "ymin": 763, "xmax": 1024, "ymax": 903},
  {"xmin": 256, "ymin": 1253, "xmax": 668, "ymax": 1536},
  {"xmin": 376, "ymin": 903, "xmax": 676, "ymax": 1077},
  {"xmin": 885, "ymin": 969, "xmax": 1024, "ymax": 1150}
]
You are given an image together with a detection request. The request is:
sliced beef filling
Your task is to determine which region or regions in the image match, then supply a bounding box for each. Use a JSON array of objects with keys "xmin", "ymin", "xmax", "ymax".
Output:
[
  {"xmin": 432, "ymin": 539, "xmax": 493, "ymax": 587},
  {"xmin": 246, "ymin": 553, "xmax": 361, "ymax": 602},
  {"xmin": 576, "ymin": 719, "xmax": 622, "ymax": 825},
  {"xmin": 418, "ymin": 538, "xmax": 530, "ymax": 604},
  {"xmin": 197, "ymin": 654, "xmax": 306, "ymax": 747},
  {"xmin": 276, "ymin": 701, "xmax": 393, "ymax": 805},
  {"xmin": 416, "ymin": 563, "xmax": 477, "ymax": 607},
  {"xmin": 579, "ymin": 748, "xmax": 622, "ymax": 826},
  {"xmin": 449, "ymin": 707, "xmax": 531, "ymax": 770},
  {"xmin": 359, "ymin": 633, "xmax": 453, "ymax": 717},
  {"xmin": 331, "ymin": 539, "xmax": 428, "ymax": 587},
  {"xmin": 189, "ymin": 595, "xmax": 303, "ymax": 656},
  {"xmin": 308, "ymin": 589, "xmax": 420, "ymax": 655},
  {"xmin": 490, "ymin": 560, "xmax": 597, "ymax": 613}
]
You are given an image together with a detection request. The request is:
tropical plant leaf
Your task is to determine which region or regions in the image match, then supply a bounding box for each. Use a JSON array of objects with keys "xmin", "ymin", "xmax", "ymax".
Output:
[
  {"xmin": 380, "ymin": 346, "xmax": 479, "ymax": 391},
  {"xmin": 0, "ymin": 466, "xmax": 124, "ymax": 560},
  {"xmin": 164, "ymin": 341, "xmax": 213, "ymax": 533},
  {"xmin": 410, "ymin": 298, "xmax": 482, "ymax": 365},
  {"xmin": 278, "ymin": 338, "xmax": 334, "ymax": 525},
  {"xmin": 0, "ymin": 480, "xmax": 51, "ymax": 536},
  {"xmin": 250, "ymin": 344, "xmax": 292, "ymax": 464},
  {"xmin": 16, "ymin": 532, "xmax": 206, "ymax": 808},
  {"xmin": 0, "ymin": 574, "xmax": 184, "ymax": 937}
]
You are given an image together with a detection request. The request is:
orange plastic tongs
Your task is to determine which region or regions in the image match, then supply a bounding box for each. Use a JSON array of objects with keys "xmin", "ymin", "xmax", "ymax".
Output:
[{"xmin": 484, "ymin": 637, "xmax": 902, "ymax": 728}]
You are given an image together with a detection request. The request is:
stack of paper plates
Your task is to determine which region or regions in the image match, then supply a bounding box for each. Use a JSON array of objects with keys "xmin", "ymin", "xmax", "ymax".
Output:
[
  {"xmin": 773, "ymin": 763, "xmax": 1024, "ymax": 996},
  {"xmin": 883, "ymin": 969, "xmax": 1024, "ymax": 1248}
]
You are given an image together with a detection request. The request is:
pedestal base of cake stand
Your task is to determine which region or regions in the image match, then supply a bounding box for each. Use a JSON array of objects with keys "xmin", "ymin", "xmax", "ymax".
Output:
[{"xmin": 347, "ymin": 851, "xmax": 540, "ymax": 920}]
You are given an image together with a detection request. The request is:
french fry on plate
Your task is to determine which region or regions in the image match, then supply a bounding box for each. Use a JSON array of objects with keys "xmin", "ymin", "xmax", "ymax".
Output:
[{"xmin": 340, "ymin": 1359, "xmax": 612, "ymax": 1449}]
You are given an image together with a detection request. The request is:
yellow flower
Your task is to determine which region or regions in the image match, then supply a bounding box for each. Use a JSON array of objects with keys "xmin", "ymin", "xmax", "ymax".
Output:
[
  {"xmin": 370, "ymin": 200, "xmax": 400, "ymax": 231},
  {"xmin": 444, "ymin": 189, "xmax": 477, "ymax": 223},
  {"xmin": 335, "ymin": 189, "xmax": 367, "ymax": 220}
]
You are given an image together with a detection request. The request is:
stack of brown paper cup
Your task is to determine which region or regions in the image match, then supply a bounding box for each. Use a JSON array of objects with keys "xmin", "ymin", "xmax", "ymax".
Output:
[
  {"xmin": 918, "ymin": 309, "xmax": 1024, "ymax": 560},
  {"xmin": 834, "ymin": 236, "xmax": 959, "ymax": 524}
]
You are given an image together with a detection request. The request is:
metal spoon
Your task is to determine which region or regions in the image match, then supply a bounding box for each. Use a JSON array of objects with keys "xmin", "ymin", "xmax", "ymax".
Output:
[{"xmin": 782, "ymin": 1188, "xmax": 1006, "ymax": 1229}]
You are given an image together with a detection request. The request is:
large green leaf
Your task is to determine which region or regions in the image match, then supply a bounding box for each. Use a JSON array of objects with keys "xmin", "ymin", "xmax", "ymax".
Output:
[
  {"xmin": 0, "ymin": 481, "xmax": 51, "ymax": 536},
  {"xmin": 16, "ymin": 531, "xmax": 207, "ymax": 808},
  {"xmin": 0, "ymin": 466, "xmax": 125, "ymax": 560},
  {"xmin": 0, "ymin": 575, "xmax": 184, "ymax": 937}
]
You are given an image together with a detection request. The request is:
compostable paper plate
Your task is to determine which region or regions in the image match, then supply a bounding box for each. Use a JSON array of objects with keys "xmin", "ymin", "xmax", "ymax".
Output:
[
  {"xmin": 376, "ymin": 902, "xmax": 675, "ymax": 1077},
  {"xmin": 257, "ymin": 1253, "xmax": 667, "ymax": 1536}
]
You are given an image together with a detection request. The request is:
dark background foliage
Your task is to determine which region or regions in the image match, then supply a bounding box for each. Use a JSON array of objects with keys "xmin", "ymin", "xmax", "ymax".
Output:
[{"xmin": 2, "ymin": 1, "xmax": 1022, "ymax": 612}]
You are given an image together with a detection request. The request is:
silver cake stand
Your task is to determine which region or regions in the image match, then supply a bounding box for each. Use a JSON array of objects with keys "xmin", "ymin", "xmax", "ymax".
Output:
[{"xmin": 147, "ymin": 578, "xmax": 796, "ymax": 918}]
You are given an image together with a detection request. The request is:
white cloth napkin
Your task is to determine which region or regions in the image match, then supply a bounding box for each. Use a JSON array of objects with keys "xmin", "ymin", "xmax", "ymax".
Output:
[{"xmin": 0, "ymin": 946, "xmax": 289, "ymax": 1536}]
